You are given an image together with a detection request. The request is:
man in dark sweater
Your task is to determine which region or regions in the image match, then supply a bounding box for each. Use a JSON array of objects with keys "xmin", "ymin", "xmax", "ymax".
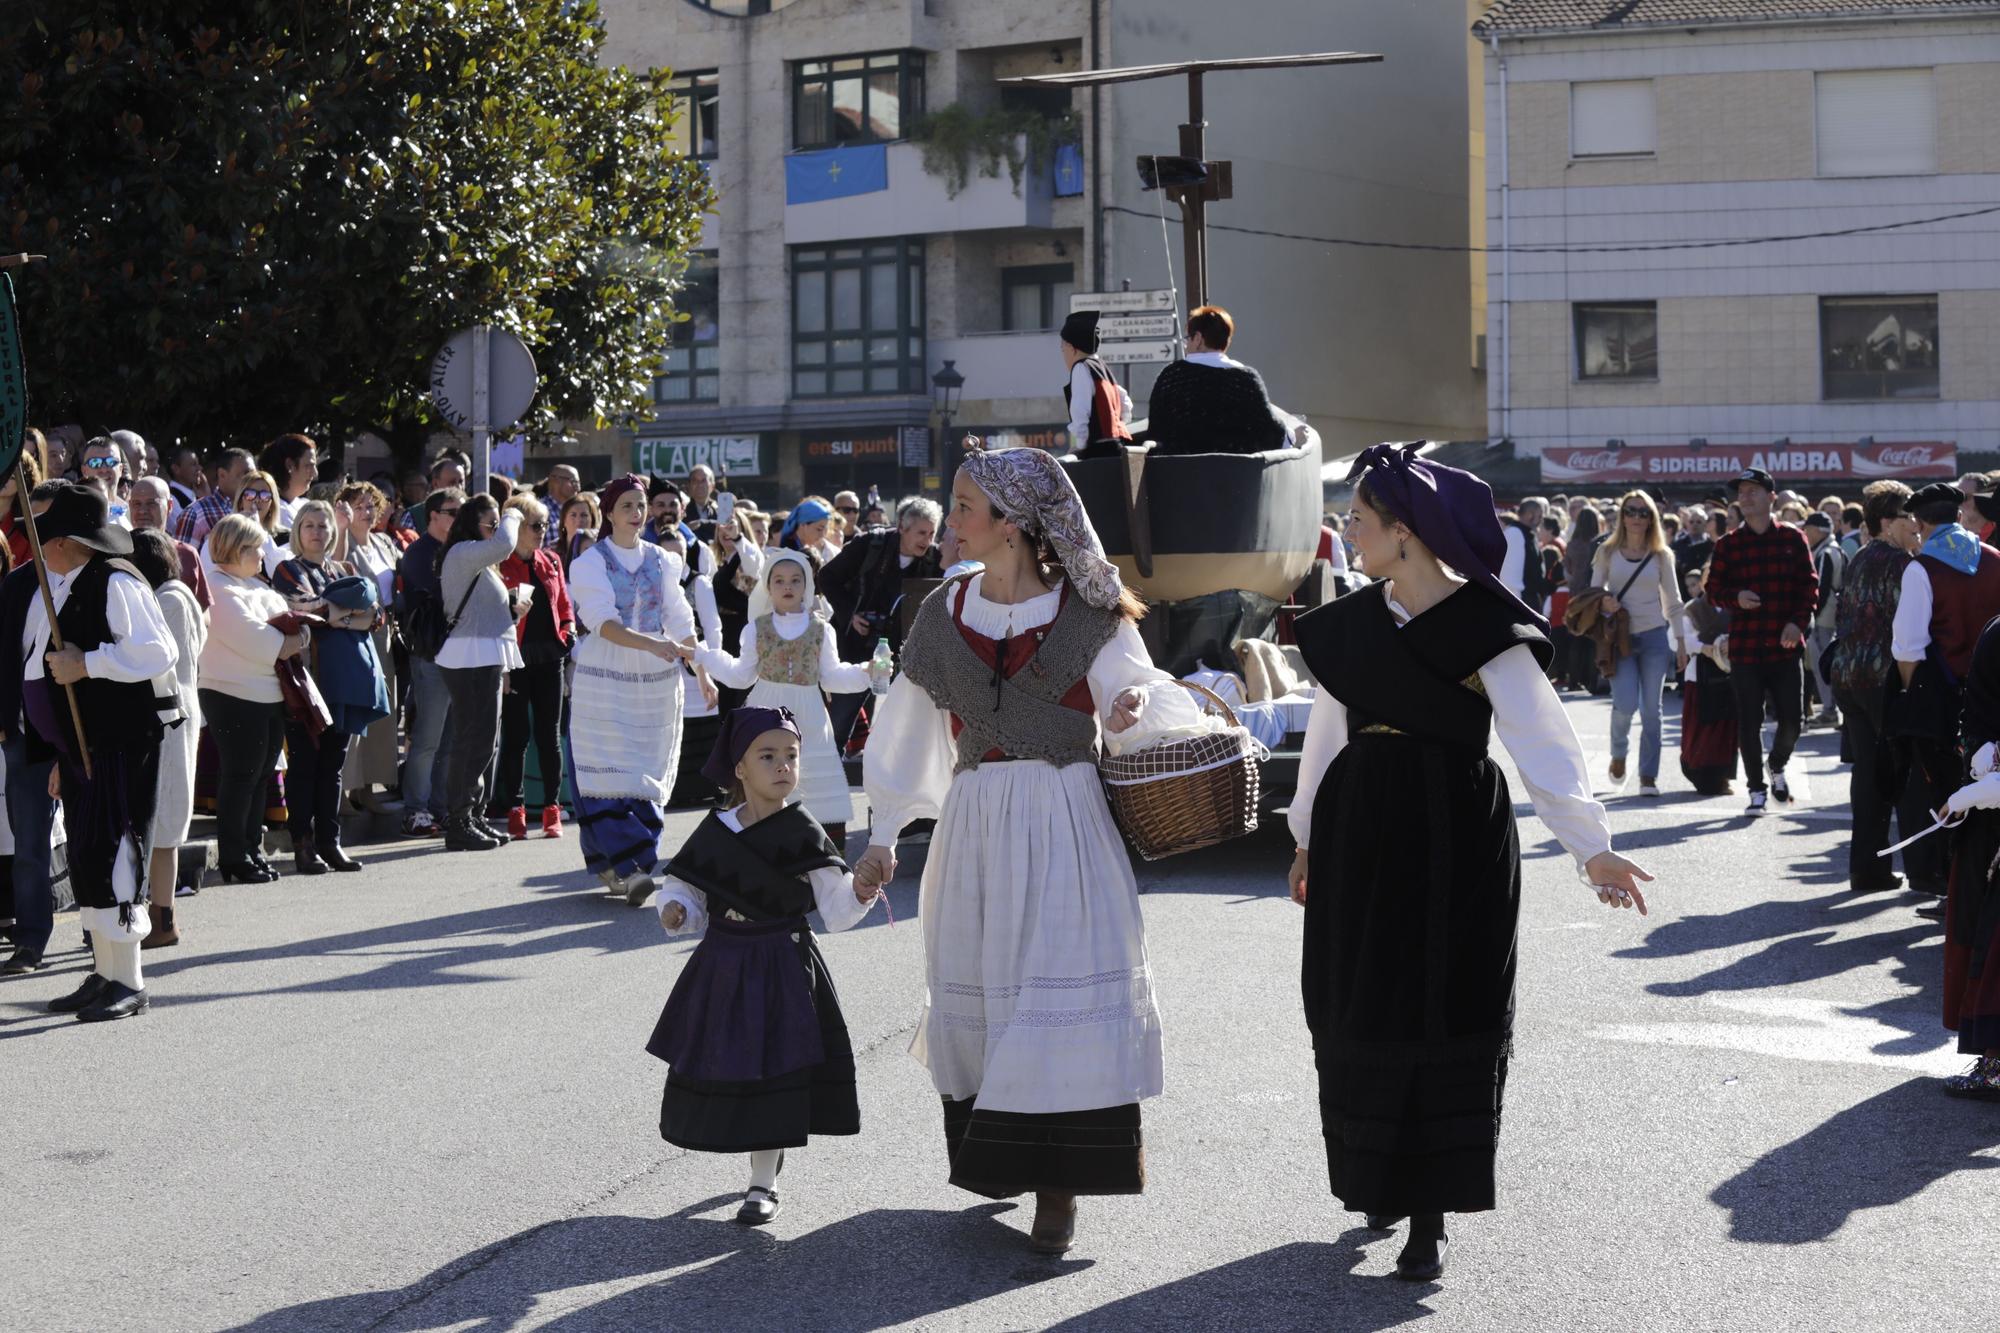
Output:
[{"xmin": 1143, "ymin": 305, "xmax": 1293, "ymax": 457}]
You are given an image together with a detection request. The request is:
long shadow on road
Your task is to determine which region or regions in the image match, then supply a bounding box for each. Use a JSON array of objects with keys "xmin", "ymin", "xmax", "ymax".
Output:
[{"xmin": 1712, "ymin": 1076, "xmax": 2000, "ymax": 1243}]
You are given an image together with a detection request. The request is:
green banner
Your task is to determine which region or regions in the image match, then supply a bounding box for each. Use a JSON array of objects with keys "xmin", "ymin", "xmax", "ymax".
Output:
[{"xmin": 0, "ymin": 273, "xmax": 25, "ymax": 478}]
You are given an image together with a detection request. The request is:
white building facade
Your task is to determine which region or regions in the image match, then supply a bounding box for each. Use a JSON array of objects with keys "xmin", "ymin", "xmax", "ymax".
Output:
[{"xmin": 1475, "ymin": 0, "xmax": 2000, "ymax": 494}]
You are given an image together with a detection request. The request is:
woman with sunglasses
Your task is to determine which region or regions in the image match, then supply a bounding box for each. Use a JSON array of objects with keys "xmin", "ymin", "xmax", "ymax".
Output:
[
  {"xmin": 490, "ymin": 496, "xmax": 577, "ymax": 840},
  {"xmin": 1592, "ymin": 491, "xmax": 1685, "ymax": 797},
  {"xmin": 204, "ymin": 469, "xmax": 284, "ymax": 580}
]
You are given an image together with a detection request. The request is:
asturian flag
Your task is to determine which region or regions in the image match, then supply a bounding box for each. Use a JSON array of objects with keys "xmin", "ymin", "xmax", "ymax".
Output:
[{"xmin": 784, "ymin": 144, "xmax": 890, "ymax": 204}]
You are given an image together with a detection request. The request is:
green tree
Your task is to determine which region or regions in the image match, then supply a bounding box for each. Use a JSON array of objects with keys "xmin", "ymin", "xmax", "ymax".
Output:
[{"xmin": 0, "ymin": 0, "xmax": 713, "ymax": 462}]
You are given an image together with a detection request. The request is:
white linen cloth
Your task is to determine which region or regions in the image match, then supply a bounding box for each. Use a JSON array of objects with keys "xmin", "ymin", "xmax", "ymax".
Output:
[
  {"xmin": 151, "ymin": 581, "xmax": 206, "ymax": 847},
  {"xmin": 1287, "ymin": 592, "xmax": 1612, "ymax": 884},
  {"xmin": 1892, "ymin": 560, "xmax": 1935, "ymax": 664},
  {"xmin": 567, "ymin": 538, "xmax": 696, "ymax": 802},
  {"xmin": 650, "ymin": 803, "xmax": 876, "ymax": 936},
  {"xmin": 681, "ymin": 542, "xmax": 722, "ymax": 721},
  {"xmin": 696, "ymin": 609, "xmax": 871, "ymax": 825},
  {"xmin": 863, "ymin": 574, "xmax": 1200, "ymax": 1114}
]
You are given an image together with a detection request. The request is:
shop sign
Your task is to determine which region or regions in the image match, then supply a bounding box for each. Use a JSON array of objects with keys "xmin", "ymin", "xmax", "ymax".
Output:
[
  {"xmin": 1540, "ymin": 441, "xmax": 1956, "ymax": 485},
  {"xmin": 635, "ymin": 434, "xmax": 763, "ymax": 478},
  {"xmin": 899, "ymin": 425, "xmax": 932, "ymax": 470},
  {"xmin": 962, "ymin": 424, "xmax": 1069, "ymax": 453},
  {"xmin": 804, "ymin": 432, "xmax": 898, "ymax": 461}
]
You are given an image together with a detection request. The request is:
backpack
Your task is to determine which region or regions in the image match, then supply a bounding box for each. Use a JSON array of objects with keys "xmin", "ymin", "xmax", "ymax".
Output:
[{"xmin": 401, "ymin": 578, "xmax": 478, "ymax": 662}]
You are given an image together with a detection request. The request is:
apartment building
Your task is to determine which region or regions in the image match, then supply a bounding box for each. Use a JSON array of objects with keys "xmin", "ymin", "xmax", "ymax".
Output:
[
  {"xmin": 592, "ymin": 0, "xmax": 1486, "ymax": 503},
  {"xmin": 1475, "ymin": 0, "xmax": 2000, "ymax": 493}
]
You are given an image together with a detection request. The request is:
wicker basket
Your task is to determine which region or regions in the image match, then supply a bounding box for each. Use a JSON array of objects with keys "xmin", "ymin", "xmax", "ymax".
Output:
[{"xmin": 1100, "ymin": 680, "xmax": 1265, "ymax": 861}]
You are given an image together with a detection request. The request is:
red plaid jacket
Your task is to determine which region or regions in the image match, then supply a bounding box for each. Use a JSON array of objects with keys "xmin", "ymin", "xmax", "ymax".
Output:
[{"xmin": 1705, "ymin": 520, "xmax": 1819, "ymax": 665}]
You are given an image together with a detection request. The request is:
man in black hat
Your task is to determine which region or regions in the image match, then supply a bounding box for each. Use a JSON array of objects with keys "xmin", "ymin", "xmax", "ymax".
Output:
[
  {"xmin": 23, "ymin": 484, "xmax": 178, "ymax": 1021},
  {"xmin": 1705, "ymin": 468, "xmax": 1819, "ymax": 815},
  {"xmin": 1890, "ymin": 481, "xmax": 2000, "ymax": 911},
  {"xmin": 1060, "ymin": 310, "xmax": 1134, "ymax": 458}
]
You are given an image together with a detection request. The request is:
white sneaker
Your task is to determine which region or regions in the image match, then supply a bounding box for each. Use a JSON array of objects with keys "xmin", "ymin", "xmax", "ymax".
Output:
[
  {"xmin": 1639, "ymin": 780, "xmax": 1660, "ymax": 798},
  {"xmin": 1746, "ymin": 790, "xmax": 1768, "ymax": 816},
  {"xmin": 1771, "ymin": 770, "xmax": 1793, "ymax": 803}
]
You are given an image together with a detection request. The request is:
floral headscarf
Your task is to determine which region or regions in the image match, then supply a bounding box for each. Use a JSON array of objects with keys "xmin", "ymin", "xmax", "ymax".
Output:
[{"xmin": 961, "ymin": 444, "xmax": 1124, "ymax": 610}]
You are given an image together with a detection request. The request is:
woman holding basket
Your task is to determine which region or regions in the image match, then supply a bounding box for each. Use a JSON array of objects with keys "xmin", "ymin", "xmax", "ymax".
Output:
[{"xmin": 858, "ymin": 443, "xmax": 1203, "ymax": 1257}]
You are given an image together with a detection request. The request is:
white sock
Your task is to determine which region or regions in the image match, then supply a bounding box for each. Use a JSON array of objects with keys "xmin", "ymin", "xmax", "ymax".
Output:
[
  {"xmin": 103, "ymin": 939, "xmax": 143, "ymax": 991},
  {"xmin": 89, "ymin": 928, "xmax": 109, "ymax": 980},
  {"xmin": 747, "ymin": 1149, "xmax": 783, "ymax": 1192}
]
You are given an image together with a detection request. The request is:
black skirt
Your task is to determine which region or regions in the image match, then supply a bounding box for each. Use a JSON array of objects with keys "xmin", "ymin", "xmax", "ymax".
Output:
[
  {"xmin": 1303, "ymin": 731, "xmax": 1519, "ymax": 1216},
  {"xmin": 658, "ymin": 926, "xmax": 859, "ymax": 1153},
  {"xmin": 941, "ymin": 1099, "xmax": 1145, "ymax": 1199}
]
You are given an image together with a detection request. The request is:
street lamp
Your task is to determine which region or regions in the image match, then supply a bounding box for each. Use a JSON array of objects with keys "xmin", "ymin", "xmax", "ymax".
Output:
[{"xmin": 930, "ymin": 359, "xmax": 965, "ymax": 493}]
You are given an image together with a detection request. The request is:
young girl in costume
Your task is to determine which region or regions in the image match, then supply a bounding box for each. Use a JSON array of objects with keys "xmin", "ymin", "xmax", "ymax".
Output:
[
  {"xmin": 646, "ymin": 706, "xmax": 881, "ymax": 1224},
  {"xmin": 694, "ymin": 551, "xmax": 875, "ymax": 847}
]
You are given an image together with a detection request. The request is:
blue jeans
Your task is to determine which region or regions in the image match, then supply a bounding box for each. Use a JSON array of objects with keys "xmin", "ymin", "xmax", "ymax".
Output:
[
  {"xmin": 4, "ymin": 734, "xmax": 57, "ymax": 957},
  {"xmin": 1610, "ymin": 625, "xmax": 1673, "ymax": 780},
  {"xmin": 404, "ymin": 658, "xmax": 453, "ymax": 819}
]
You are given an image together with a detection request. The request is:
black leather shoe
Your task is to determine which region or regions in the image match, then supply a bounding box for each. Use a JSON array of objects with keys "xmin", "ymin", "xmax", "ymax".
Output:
[
  {"xmin": 77, "ymin": 980, "xmax": 148, "ymax": 1022},
  {"xmin": 1395, "ymin": 1218, "xmax": 1449, "ymax": 1281},
  {"xmin": 1364, "ymin": 1214, "xmax": 1406, "ymax": 1232},
  {"xmin": 218, "ymin": 861, "xmax": 276, "ymax": 884},
  {"xmin": 734, "ymin": 1186, "xmax": 780, "ymax": 1225},
  {"xmin": 321, "ymin": 846, "xmax": 365, "ymax": 873},
  {"xmin": 2, "ymin": 949, "xmax": 45, "ymax": 975},
  {"xmin": 445, "ymin": 819, "xmax": 502, "ymax": 852},
  {"xmin": 294, "ymin": 842, "xmax": 329, "ymax": 876},
  {"xmin": 48, "ymin": 972, "xmax": 111, "ymax": 1013}
]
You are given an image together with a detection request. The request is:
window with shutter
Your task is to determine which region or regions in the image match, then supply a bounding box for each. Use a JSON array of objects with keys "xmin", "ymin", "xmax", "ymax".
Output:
[
  {"xmin": 1815, "ymin": 69, "xmax": 1936, "ymax": 177},
  {"xmin": 1570, "ymin": 81, "xmax": 1656, "ymax": 159}
]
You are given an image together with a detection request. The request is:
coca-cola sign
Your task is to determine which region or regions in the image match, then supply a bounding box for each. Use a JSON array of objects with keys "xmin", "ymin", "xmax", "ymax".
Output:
[{"xmin": 1540, "ymin": 441, "xmax": 1955, "ymax": 485}]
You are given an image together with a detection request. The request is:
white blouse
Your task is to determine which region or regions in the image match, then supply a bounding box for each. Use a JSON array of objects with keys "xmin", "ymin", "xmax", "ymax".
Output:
[
  {"xmin": 862, "ymin": 573, "xmax": 1205, "ymax": 845},
  {"xmin": 1287, "ymin": 595, "xmax": 1612, "ymax": 877},
  {"xmin": 695, "ymin": 611, "xmax": 873, "ymax": 694},
  {"xmin": 568, "ymin": 538, "xmax": 697, "ymax": 645},
  {"xmin": 651, "ymin": 804, "xmax": 876, "ymax": 937}
]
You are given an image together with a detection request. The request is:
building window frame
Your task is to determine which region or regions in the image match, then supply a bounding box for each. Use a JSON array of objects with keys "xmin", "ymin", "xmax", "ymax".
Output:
[
  {"xmin": 1573, "ymin": 301, "xmax": 1658, "ymax": 383},
  {"xmin": 1814, "ymin": 68, "xmax": 1937, "ymax": 179},
  {"xmin": 667, "ymin": 70, "xmax": 720, "ymax": 162},
  {"xmin": 1819, "ymin": 294, "xmax": 1940, "ymax": 402},
  {"xmin": 1568, "ymin": 79, "xmax": 1657, "ymax": 160},
  {"xmin": 793, "ymin": 50, "xmax": 925, "ymax": 150},
  {"xmin": 655, "ymin": 252, "xmax": 720, "ymax": 405},
  {"xmin": 1000, "ymin": 264, "xmax": 1076, "ymax": 332},
  {"xmin": 791, "ymin": 239, "xmax": 926, "ymax": 399}
]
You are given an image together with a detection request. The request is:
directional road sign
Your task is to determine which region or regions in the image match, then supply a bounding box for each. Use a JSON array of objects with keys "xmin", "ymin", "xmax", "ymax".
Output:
[
  {"xmin": 1098, "ymin": 338, "xmax": 1178, "ymax": 365},
  {"xmin": 1070, "ymin": 289, "xmax": 1176, "ymax": 314}
]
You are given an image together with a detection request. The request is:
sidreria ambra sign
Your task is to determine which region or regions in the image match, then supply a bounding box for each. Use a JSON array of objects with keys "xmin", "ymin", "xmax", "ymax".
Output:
[{"xmin": 1541, "ymin": 441, "xmax": 1955, "ymax": 485}]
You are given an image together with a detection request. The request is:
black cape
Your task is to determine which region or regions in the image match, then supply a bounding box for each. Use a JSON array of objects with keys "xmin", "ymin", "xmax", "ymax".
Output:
[{"xmin": 661, "ymin": 804, "xmax": 846, "ymax": 923}]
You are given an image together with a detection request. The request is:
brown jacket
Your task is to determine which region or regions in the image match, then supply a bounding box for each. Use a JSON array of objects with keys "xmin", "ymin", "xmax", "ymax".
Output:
[{"xmin": 1562, "ymin": 587, "xmax": 1632, "ymax": 676}]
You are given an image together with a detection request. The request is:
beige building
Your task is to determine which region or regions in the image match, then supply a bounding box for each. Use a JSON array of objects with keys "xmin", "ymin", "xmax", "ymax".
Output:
[
  {"xmin": 1475, "ymin": 0, "xmax": 2000, "ymax": 493},
  {"xmin": 590, "ymin": 0, "xmax": 1487, "ymax": 502}
]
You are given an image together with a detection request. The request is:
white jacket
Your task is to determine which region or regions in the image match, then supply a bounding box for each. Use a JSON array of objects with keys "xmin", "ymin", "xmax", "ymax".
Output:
[{"xmin": 197, "ymin": 571, "xmax": 288, "ymax": 704}]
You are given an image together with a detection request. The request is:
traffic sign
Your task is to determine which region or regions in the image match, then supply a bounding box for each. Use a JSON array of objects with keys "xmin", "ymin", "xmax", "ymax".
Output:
[
  {"xmin": 429, "ymin": 327, "xmax": 537, "ymax": 433},
  {"xmin": 1098, "ymin": 338, "xmax": 1177, "ymax": 365},
  {"xmin": 1070, "ymin": 289, "xmax": 1175, "ymax": 314},
  {"xmin": 1099, "ymin": 312, "xmax": 1178, "ymax": 341}
]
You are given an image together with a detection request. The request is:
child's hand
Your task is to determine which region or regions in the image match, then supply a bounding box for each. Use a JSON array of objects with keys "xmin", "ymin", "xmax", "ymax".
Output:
[
  {"xmin": 661, "ymin": 902, "xmax": 686, "ymax": 931},
  {"xmin": 853, "ymin": 878, "xmax": 880, "ymax": 905}
]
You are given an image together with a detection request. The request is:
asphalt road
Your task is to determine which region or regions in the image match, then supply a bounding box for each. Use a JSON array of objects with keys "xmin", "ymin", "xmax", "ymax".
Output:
[{"xmin": 4, "ymin": 690, "xmax": 1995, "ymax": 1332}]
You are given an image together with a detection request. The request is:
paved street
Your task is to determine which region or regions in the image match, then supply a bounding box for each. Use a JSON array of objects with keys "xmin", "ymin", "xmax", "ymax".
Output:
[{"xmin": 5, "ymin": 689, "xmax": 1996, "ymax": 1332}]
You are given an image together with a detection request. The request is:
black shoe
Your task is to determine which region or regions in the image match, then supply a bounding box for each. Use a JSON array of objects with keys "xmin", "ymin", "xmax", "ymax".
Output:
[
  {"xmin": 734, "ymin": 1186, "xmax": 780, "ymax": 1225},
  {"xmin": 250, "ymin": 853, "xmax": 279, "ymax": 879},
  {"xmin": 474, "ymin": 815, "xmax": 509, "ymax": 844},
  {"xmin": 1364, "ymin": 1214, "xmax": 1406, "ymax": 1232},
  {"xmin": 77, "ymin": 980, "xmax": 148, "ymax": 1022},
  {"xmin": 2, "ymin": 949, "xmax": 45, "ymax": 975},
  {"xmin": 1851, "ymin": 874, "xmax": 1904, "ymax": 895},
  {"xmin": 444, "ymin": 818, "xmax": 503, "ymax": 852},
  {"xmin": 321, "ymin": 845, "xmax": 365, "ymax": 873},
  {"xmin": 48, "ymin": 972, "xmax": 111, "ymax": 1013},
  {"xmin": 218, "ymin": 860, "xmax": 276, "ymax": 884},
  {"xmin": 1916, "ymin": 900, "xmax": 1948, "ymax": 921},
  {"xmin": 1395, "ymin": 1218, "xmax": 1449, "ymax": 1281}
]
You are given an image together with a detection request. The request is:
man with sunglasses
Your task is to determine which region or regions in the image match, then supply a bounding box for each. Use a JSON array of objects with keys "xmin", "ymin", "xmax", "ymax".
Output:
[
  {"xmin": 396, "ymin": 487, "xmax": 468, "ymax": 837},
  {"xmin": 77, "ymin": 436, "xmax": 131, "ymax": 529}
]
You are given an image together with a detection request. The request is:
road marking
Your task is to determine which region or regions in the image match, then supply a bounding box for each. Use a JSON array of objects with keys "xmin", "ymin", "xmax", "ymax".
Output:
[{"xmin": 1592, "ymin": 995, "xmax": 1964, "ymax": 1075}]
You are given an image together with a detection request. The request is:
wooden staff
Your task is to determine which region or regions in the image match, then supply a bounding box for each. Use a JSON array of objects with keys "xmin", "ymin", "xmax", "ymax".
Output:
[{"xmin": 14, "ymin": 458, "xmax": 92, "ymax": 778}]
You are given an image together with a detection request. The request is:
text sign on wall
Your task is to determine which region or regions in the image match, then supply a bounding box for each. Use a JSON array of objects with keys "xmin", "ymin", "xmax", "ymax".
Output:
[
  {"xmin": 805, "ymin": 432, "xmax": 898, "ymax": 461},
  {"xmin": 635, "ymin": 434, "xmax": 764, "ymax": 478},
  {"xmin": 1540, "ymin": 441, "xmax": 1956, "ymax": 485},
  {"xmin": 899, "ymin": 425, "xmax": 932, "ymax": 470}
]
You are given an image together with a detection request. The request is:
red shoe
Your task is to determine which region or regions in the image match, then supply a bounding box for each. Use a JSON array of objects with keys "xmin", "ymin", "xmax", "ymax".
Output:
[
  {"xmin": 507, "ymin": 806, "xmax": 528, "ymax": 841},
  {"xmin": 541, "ymin": 804, "xmax": 564, "ymax": 839}
]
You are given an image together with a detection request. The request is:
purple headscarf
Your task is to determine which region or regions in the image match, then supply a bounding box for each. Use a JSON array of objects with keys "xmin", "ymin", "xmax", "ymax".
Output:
[
  {"xmin": 1346, "ymin": 442, "xmax": 1548, "ymax": 630},
  {"xmin": 702, "ymin": 705, "xmax": 803, "ymax": 790},
  {"xmin": 596, "ymin": 473, "xmax": 648, "ymax": 540}
]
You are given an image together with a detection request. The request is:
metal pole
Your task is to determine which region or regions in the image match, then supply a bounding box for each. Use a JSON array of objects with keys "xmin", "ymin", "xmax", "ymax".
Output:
[
  {"xmin": 15, "ymin": 460, "xmax": 91, "ymax": 778},
  {"xmin": 1179, "ymin": 69, "xmax": 1207, "ymax": 311},
  {"xmin": 471, "ymin": 324, "xmax": 492, "ymax": 497}
]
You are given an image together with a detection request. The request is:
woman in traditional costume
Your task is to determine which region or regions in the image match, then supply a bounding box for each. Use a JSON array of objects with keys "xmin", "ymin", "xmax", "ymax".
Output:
[
  {"xmin": 1938, "ymin": 617, "xmax": 2000, "ymax": 1100},
  {"xmin": 694, "ymin": 551, "xmax": 871, "ymax": 847},
  {"xmin": 1676, "ymin": 562, "xmax": 1739, "ymax": 796},
  {"xmin": 1287, "ymin": 443, "xmax": 1652, "ymax": 1281},
  {"xmin": 856, "ymin": 444, "xmax": 1203, "ymax": 1256},
  {"xmin": 566, "ymin": 475, "xmax": 699, "ymax": 903},
  {"xmin": 646, "ymin": 707, "xmax": 881, "ymax": 1224}
]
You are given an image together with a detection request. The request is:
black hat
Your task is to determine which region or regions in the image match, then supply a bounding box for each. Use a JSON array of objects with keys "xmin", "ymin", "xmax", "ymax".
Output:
[
  {"xmin": 1730, "ymin": 468, "xmax": 1776, "ymax": 494},
  {"xmin": 1910, "ymin": 481, "xmax": 1965, "ymax": 523},
  {"xmin": 646, "ymin": 474, "xmax": 684, "ymax": 502},
  {"xmin": 1060, "ymin": 309, "xmax": 1100, "ymax": 354},
  {"xmin": 35, "ymin": 483, "xmax": 132, "ymax": 556},
  {"xmin": 1975, "ymin": 487, "xmax": 2000, "ymax": 526},
  {"xmin": 1803, "ymin": 511, "xmax": 1833, "ymax": 530}
]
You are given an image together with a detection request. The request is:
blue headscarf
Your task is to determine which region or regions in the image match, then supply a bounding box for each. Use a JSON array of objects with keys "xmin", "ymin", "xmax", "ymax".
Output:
[
  {"xmin": 780, "ymin": 497, "xmax": 832, "ymax": 547},
  {"xmin": 1921, "ymin": 522, "xmax": 1982, "ymax": 576}
]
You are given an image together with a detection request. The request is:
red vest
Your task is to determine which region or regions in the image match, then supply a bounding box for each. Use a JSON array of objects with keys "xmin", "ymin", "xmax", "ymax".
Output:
[{"xmin": 1917, "ymin": 547, "xmax": 2000, "ymax": 678}]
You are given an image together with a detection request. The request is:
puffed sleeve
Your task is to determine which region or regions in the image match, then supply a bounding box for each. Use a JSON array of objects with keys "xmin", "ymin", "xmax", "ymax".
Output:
[
  {"xmin": 569, "ymin": 546, "xmax": 620, "ymax": 634},
  {"xmin": 862, "ymin": 673, "xmax": 955, "ymax": 845},
  {"xmin": 87, "ymin": 572, "xmax": 179, "ymax": 683},
  {"xmin": 810, "ymin": 864, "xmax": 875, "ymax": 933},
  {"xmin": 1287, "ymin": 688, "xmax": 1349, "ymax": 850},
  {"xmin": 646, "ymin": 876, "xmax": 709, "ymax": 937},
  {"xmin": 693, "ymin": 638, "xmax": 760, "ymax": 690},
  {"xmin": 1479, "ymin": 644, "xmax": 1612, "ymax": 874},
  {"xmin": 818, "ymin": 629, "xmax": 874, "ymax": 695},
  {"xmin": 658, "ymin": 553, "xmax": 698, "ymax": 644},
  {"xmin": 1086, "ymin": 618, "xmax": 1206, "ymax": 755}
]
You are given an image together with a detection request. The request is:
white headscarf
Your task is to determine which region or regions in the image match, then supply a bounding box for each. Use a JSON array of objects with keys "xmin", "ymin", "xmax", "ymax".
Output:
[
  {"xmin": 961, "ymin": 445, "xmax": 1124, "ymax": 610},
  {"xmin": 745, "ymin": 547, "xmax": 826, "ymax": 626}
]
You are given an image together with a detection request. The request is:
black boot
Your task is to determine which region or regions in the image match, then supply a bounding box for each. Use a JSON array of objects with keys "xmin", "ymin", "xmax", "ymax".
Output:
[
  {"xmin": 1394, "ymin": 1213, "xmax": 1448, "ymax": 1281},
  {"xmin": 445, "ymin": 817, "xmax": 503, "ymax": 852},
  {"xmin": 293, "ymin": 838, "xmax": 328, "ymax": 876},
  {"xmin": 320, "ymin": 843, "xmax": 365, "ymax": 873}
]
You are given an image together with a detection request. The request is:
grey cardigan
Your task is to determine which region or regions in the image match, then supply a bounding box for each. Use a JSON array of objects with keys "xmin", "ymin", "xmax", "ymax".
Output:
[{"xmin": 439, "ymin": 512, "xmax": 522, "ymax": 647}]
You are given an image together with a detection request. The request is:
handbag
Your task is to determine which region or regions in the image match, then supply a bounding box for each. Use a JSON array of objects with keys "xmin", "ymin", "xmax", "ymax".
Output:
[
  {"xmin": 402, "ymin": 576, "xmax": 479, "ymax": 661},
  {"xmin": 1886, "ymin": 646, "xmax": 1960, "ymax": 746}
]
